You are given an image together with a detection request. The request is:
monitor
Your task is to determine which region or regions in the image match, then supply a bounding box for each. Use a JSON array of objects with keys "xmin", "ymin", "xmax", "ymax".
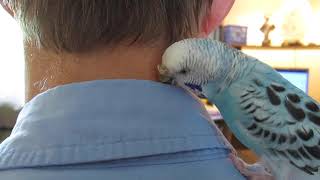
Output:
[{"xmin": 276, "ymin": 69, "xmax": 309, "ymax": 94}]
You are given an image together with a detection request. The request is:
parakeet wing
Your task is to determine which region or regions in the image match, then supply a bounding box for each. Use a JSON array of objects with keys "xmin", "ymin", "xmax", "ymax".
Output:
[{"xmin": 233, "ymin": 64, "xmax": 320, "ymax": 175}]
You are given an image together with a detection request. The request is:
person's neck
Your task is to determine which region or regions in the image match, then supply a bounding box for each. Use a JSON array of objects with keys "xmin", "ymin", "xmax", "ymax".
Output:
[{"xmin": 24, "ymin": 42, "xmax": 166, "ymax": 102}]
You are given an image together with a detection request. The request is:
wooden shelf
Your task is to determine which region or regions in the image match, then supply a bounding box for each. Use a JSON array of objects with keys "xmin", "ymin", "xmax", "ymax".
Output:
[{"xmin": 239, "ymin": 45, "xmax": 320, "ymax": 50}]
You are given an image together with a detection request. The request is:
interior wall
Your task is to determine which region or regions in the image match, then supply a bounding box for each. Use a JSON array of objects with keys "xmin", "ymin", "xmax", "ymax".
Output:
[
  {"xmin": 223, "ymin": 0, "xmax": 320, "ymax": 46},
  {"xmin": 242, "ymin": 47, "xmax": 320, "ymax": 101},
  {"xmin": 310, "ymin": 0, "xmax": 320, "ymax": 11}
]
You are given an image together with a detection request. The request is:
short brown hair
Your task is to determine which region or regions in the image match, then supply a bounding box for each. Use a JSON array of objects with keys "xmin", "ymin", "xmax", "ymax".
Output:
[{"xmin": 10, "ymin": 0, "xmax": 212, "ymax": 52}]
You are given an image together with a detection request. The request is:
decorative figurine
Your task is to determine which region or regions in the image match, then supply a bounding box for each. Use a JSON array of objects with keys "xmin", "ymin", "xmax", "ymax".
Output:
[
  {"xmin": 281, "ymin": 9, "xmax": 305, "ymax": 47},
  {"xmin": 260, "ymin": 17, "xmax": 275, "ymax": 47}
]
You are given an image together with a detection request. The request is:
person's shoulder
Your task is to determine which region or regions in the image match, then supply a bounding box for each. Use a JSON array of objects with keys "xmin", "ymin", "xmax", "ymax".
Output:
[{"xmin": 0, "ymin": 150, "xmax": 245, "ymax": 180}]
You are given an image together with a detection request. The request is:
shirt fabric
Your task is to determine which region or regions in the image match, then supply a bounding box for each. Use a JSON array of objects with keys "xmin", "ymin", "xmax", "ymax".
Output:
[{"xmin": 0, "ymin": 80, "xmax": 244, "ymax": 180}]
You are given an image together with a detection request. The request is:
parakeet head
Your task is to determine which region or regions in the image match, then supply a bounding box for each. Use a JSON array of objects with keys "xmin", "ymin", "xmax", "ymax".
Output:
[{"xmin": 158, "ymin": 38, "xmax": 238, "ymax": 96}]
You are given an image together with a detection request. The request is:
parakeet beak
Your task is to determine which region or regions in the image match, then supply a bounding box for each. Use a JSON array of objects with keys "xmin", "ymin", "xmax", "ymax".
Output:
[
  {"xmin": 184, "ymin": 83, "xmax": 203, "ymax": 92},
  {"xmin": 157, "ymin": 64, "xmax": 205, "ymax": 98},
  {"xmin": 158, "ymin": 64, "xmax": 174, "ymax": 84},
  {"xmin": 183, "ymin": 83, "xmax": 205, "ymax": 98}
]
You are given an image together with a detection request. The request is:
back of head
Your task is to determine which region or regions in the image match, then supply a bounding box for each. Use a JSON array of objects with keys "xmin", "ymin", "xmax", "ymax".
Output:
[{"xmin": 9, "ymin": 0, "xmax": 213, "ymax": 53}]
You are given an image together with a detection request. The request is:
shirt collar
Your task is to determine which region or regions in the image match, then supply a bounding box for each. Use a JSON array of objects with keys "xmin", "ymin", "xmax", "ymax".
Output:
[{"xmin": 0, "ymin": 80, "xmax": 227, "ymax": 169}]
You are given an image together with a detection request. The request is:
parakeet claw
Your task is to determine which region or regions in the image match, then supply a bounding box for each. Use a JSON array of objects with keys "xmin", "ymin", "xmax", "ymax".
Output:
[{"xmin": 229, "ymin": 154, "xmax": 274, "ymax": 180}]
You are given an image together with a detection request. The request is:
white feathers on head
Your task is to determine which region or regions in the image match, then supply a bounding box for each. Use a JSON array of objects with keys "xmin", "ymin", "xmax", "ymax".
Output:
[
  {"xmin": 161, "ymin": 38, "xmax": 242, "ymax": 88},
  {"xmin": 161, "ymin": 38, "xmax": 218, "ymax": 85},
  {"xmin": 162, "ymin": 40, "xmax": 189, "ymax": 75}
]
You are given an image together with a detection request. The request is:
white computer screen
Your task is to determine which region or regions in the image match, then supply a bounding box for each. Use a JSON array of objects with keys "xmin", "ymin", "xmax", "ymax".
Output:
[{"xmin": 277, "ymin": 70, "xmax": 309, "ymax": 93}]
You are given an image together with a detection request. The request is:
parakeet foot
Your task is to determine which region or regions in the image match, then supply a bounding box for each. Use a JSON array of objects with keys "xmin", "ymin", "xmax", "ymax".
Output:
[{"xmin": 229, "ymin": 154, "xmax": 274, "ymax": 180}]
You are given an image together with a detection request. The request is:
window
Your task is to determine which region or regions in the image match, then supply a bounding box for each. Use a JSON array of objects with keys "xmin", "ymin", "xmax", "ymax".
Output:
[{"xmin": 0, "ymin": 8, "xmax": 24, "ymax": 107}]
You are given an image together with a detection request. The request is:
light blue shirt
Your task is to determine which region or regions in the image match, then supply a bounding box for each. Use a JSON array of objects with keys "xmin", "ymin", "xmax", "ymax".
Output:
[{"xmin": 0, "ymin": 80, "xmax": 244, "ymax": 180}]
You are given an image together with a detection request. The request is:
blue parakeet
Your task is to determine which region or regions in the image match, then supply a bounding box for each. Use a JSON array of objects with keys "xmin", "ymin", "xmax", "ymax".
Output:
[{"xmin": 158, "ymin": 38, "xmax": 320, "ymax": 180}]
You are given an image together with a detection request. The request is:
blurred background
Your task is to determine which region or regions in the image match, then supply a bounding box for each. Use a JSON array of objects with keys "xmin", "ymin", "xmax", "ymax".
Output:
[
  {"xmin": 0, "ymin": 2, "xmax": 24, "ymax": 142},
  {"xmin": 0, "ymin": 0, "xmax": 319, "ymax": 163},
  {"xmin": 209, "ymin": 0, "xmax": 320, "ymax": 163}
]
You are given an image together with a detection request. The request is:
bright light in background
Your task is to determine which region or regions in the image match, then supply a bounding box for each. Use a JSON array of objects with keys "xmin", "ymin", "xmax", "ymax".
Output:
[
  {"xmin": 270, "ymin": 0, "xmax": 320, "ymax": 46},
  {"xmin": 0, "ymin": 7, "xmax": 25, "ymax": 107},
  {"xmin": 224, "ymin": 0, "xmax": 320, "ymax": 46}
]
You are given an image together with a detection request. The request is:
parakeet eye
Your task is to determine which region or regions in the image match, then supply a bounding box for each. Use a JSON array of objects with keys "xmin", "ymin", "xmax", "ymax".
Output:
[{"xmin": 179, "ymin": 68, "xmax": 189, "ymax": 74}]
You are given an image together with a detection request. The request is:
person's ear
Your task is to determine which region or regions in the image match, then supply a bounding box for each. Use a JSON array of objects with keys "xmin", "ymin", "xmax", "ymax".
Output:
[
  {"xmin": 0, "ymin": 0, "xmax": 14, "ymax": 17},
  {"xmin": 200, "ymin": 0, "xmax": 235, "ymax": 37}
]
